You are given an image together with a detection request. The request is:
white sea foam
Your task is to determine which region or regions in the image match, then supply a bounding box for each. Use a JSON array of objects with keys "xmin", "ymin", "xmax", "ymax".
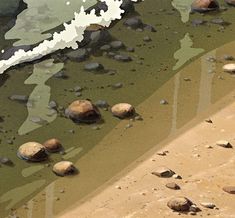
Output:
[{"xmin": 0, "ymin": 0, "xmax": 136, "ymax": 74}]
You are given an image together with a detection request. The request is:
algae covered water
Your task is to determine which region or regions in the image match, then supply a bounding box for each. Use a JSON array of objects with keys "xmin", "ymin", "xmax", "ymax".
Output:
[{"xmin": 1, "ymin": 0, "xmax": 235, "ymax": 217}]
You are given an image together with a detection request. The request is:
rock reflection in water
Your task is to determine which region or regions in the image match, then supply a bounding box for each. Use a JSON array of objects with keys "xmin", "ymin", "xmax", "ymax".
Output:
[{"xmin": 18, "ymin": 59, "xmax": 64, "ymax": 135}]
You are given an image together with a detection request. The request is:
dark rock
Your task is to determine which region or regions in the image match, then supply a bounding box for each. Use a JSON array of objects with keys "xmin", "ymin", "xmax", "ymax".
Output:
[
  {"xmin": 223, "ymin": 55, "xmax": 234, "ymax": 61},
  {"xmin": 53, "ymin": 71, "xmax": 68, "ymax": 79},
  {"xmin": 9, "ymin": 95, "xmax": 28, "ymax": 103},
  {"xmin": 0, "ymin": 157, "xmax": 13, "ymax": 166},
  {"xmin": 48, "ymin": 101, "xmax": 57, "ymax": 109},
  {"xmin": 166, "ymin": 182, "xmax": 181, "ymax": 190},
  {"xmin": 123, "ymin": 17, "xmax": 143, "ymax": 29},
  {"xmin": 0, "ymin": 45, "xmax": 31, "ymax": 60},
  {"xmin": 65, "ymin": 48, "xmax": 89, "ymax": 62},
  {"xmin": 192, "ymin": 19, "xmax": 206, "ymax": 26},
  {"xmin": 114, "ymin": 54, "xmax": 132, "ymax": 62},
  {"xmin": 89, "ymin": 30, "xmax": 112, "ymax": 47},
  {"xmin": 143, "ymin": 24, "xmax": 157, "ymax": 32},
  {"xmin": 84, "ymin": 62, "xmax": 104, "ymax": 71},
  {"xmin": 110, "ymin": 41, "xmax": 125, "ymax": 49},
  {"xmin": 95, "ymin": 100, "xmax": 109, "ymax": 109},
  {"xmin": 100, "ymin": 44, "xmax": 111, "ymax": 51},
  {"xmin": 126, "ymin": 47, "xmax": 135, "ymax": 52},
  {"xmin": 210, "ymin": 18, "xmax": 229, "ymax": 25}
]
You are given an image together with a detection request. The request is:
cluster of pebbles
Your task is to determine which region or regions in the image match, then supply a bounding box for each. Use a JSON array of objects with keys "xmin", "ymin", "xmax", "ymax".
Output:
[
  {"xmin": 17, "ymin": 139, "xmax": 77, "ymax": 177},
  {"xmin": 17, "ymin": 100, "xmax": 136, "ymax": 176}
]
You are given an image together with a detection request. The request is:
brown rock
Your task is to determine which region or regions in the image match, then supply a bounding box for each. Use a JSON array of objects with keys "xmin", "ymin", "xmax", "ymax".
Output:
[
  {"xmin": 111, "ymin": 103, "xmax": 135, "ymax": 119},
  {"xmin": 191, "ymin": 0, "xmax": 219, "ymax": 12},
  {"xmin": 223, "ymin": 186, "xmax": 235, "ymax": 194},
  {"xmin": 53, "ymin": 161, "xmax": 77, "ymax": 176},
  {"xmin": 65, "ymin": 100, "xmax": 101, "ymax": 123},
  {"xmin": 166, "ymin": 182, "xmax": 180, "ymax": 190},
  {"xmin": 151, "ymin": 166, "xmax": 175, "ymax": 178},
  {"xmin": 17, "ymin": 142, "xmax": 47, "ymax": 162},
  {"xmin": 43, "ymin": 138, "xmax": 62, "ymax": 153},
  {"xmin": 167, "ymin": 197, "xmax": 193, "ymax": 211}
]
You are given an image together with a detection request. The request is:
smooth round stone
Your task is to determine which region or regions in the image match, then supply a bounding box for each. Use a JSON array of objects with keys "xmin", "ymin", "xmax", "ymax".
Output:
[
  {"xmin": 191, "ymin": 0, "xmax": 219, "ymax": 12},
  {"xmin": 53, "ymin": 161, "xmax": 77, "ymax": 177},
  {"xmin": 111, "ymin": 103, "xmax": 135, "ymax": 119},
  {"xmin": 167, "ymin": 197, "xmax": 193, "ymax": 212},
  {"xmin": 223, "ymin": 63, "xmax": 235, "ymax": 73},
  {"xmin": 18, "ymin": 142, "xmax": 47, "ymax": 162},
  {"xmin": 43, "ymin": 138, "xmax": 62, "ymax": 153},
  {"xmin": 65, "ymin": 100, "xmax": 101, "ymax": 123}
]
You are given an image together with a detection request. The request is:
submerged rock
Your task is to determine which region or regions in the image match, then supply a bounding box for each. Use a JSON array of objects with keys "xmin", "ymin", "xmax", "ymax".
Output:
[
  {"xmin": 53, "ymin": 161, "xmax": 77, "ymax": 177},
  {"xmin": 9, "ymin": 95, "xmax": 28, "ymax": 103},
  {"xmin": 84, "ymin": 62, "xmax": 104, "ymax": 72},
  {"xmin": 191, "ymin": 0, "xmax": 219, "ymax": 12},
  {"xmin": 123, "ymin": 17, "xmax": 143, "ymax": 29},
  {"xmin": 167, "ymin": 197, "xmax": 193, "ymax": 212},
  {"xmin": 0, "ymin": 157, "xmax": 13, "ymax": 166},
  {"xmin": 17, "ymin": 142, "xmax": 47, "ymax": 162},
  {"xmin": 65, "ymin": 100, "xmax": 101, "ymax": 123},
  {"xmin": 43, "ymin": 138, "xmax": 62, "ymax": 153},
  {"xmin": 111, "ymin": 103, "xmax": 135, "ymax": 119},
  {"xmin": 66, "ymin": 48, "xmax": 89, "ymax": 62}
]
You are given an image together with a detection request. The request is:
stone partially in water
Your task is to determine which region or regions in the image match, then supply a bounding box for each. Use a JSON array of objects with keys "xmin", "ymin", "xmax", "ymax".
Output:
[
  {"xmin": 111, "ymin": 103, "xmax": 135, "ymax": 119},
  {"xmin": 53, "ymin": 161, "xmax": 77, "ymax": 177},
  {"xmin": 65, "ymin": 100, "xmax": 101, "ymax": 123},
  {"xmin": 191, "ymin": 0, "xmax": 219, "ymax": 12},
  {"xmin": 223, "ymin": 63, "xmax": 235, "ymax": 73},
  {"xmin": 123, "ymin": 17, "xmax": 143, "ymax": 29},
  {"xmin": 84, "ymin": 62, "xmax": 104, "ymax": 72},
  {"xmin": 167, "ymin": 197, "xmax": 193, "ymax": 212},
  {"xmin": 18, "ymin": 142, "xmax": 47, "ymax": 162},
  {"xmin": 66, "ymin": 48, "xmax": 89, "ymax": 62},
  {"xmin": 43, "ymin": 138, "xmax": 62, "ymax": 153}
]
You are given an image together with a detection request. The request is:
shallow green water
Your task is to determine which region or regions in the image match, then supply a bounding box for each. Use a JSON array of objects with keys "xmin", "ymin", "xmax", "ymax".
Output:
[{"xmin": 1, "ymin": 0, "xmax": 235, "ymax": 217}]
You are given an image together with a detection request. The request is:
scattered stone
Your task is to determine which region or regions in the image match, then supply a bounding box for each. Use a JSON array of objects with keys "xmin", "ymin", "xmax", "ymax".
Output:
[
  {"xmin": 211, "ymin": 18, "xmax": 228, "ymax": 25},
  {"xmin": 191, "ymin": 0, "xmax": 219, "ymax": 13},
  {"xmin": 115, "ymin": 185, "xmax": 122, "ymax": 189},
  {"xmin": 190, "ymin": 204, "xmax": 200, "ymax": 212},
  {"xmin": 200, "ymin": 202, "xmax": 216, "ymax": 209},
  {"xmin": 112, "ymin": 82, "xmax": 123, "ymax": 89},
  {"xmin": 223, "ymin": 55, "xmax": 234, "ymax": 61},
  {"xmin": 65, "ymin": 100, "xmax": 101, "ymax": 123},
  {"xmin": 192, "ymin": 19, "xmax": 206, "ymax": 26},
  {"xmin": 205, "ymin": 118, "xmax": 213, "ymax": 123},
  {"xmin": 0, "ymin": 157, "xmax": 13, "ymax": 166},
  {"xmin": 48, "ymin": 101, "xmax": 57, "ymax": 110},
  {"xmin": 166, "ymin": 182, "xmax": 180, "ymax": 190},
  {"xmin": 17, "ymin": 142, "xmax": 48, "ymax": 162},
  {"xmin": 100, "ymin": 44, "xmax": 111, "ymax": 51},
  {"xmin": 205, "ymin": 145, "xmax": 213, "ymax": 149},
  {"xmin": 157, "ymin": 151, "xmax": 167, "ymax": 156},
  {"xmin": 95, "ymin": 100, "xmax": 109, "ymax": 109},
  {"xmin": 173, "ymin": 174, "xmax": 182, "ymax": 179},
  {"xmin": 30, "ymin": 116, "xmax": 48, "ymax": 125},
  {"xmin": 74, "ymin": 86, "xmax": 83, "ymax": 92},
  {"xmin": 160, "ymin": 99, "xmax": 168, "ymax": 105},
  {"xmin": 53, "ymin": 70, "xmax": 68, "ymax": 79},
  {"xmin": 123, "ymin": 17, "xmax": 143, "ymax": 29},
  {"xmin": 126, "ymin": 47, "xmax": 135, "ymax": 52},
  {"xmin": 167, "ymin": 197, "xmax": 193, "ymax": 212},
  {"xmin": 111, "ymin": 103, "xmax": 135, "ymax": 119},
  {"xmin": 43, "ymin": 138, "xmax": 62, "ymax": 153},
  {"xmin": 110, "ymin": 41, "xmax": 124, "ymax": 49},
  {"xmin": 143, "ymin": 36, "xmax": 152, "ymax": 42},
  {"xmin": 216, "ymin": 140, "xmax": 232, "ymax": 148},
  {"xmin": 114, "ymin": 54, "xmax": 132, "ymax": 62},
  {"xmin": 9, "ymin": 95, "xmax": 28, "ymax": 103},
  {"xmin": 88, "ymin": 30, "xmax": 112, "ymax": 47},
  {"xmin": 84, "ymin": 62, "xmax": 104, "ymax": 72},
  {"xmin": 53, "ymin": 161, "xmax": 77, "ymax": 177},
  {"xmin": 223, "ymin": 63, "xmax": 235, "ymax": 73},
  {"xmin": 223, "ymin": 186, "xmax": 235, "ymax": 194},
  {"xmin": 183, "ymin": 77, "xmax": 191, "ymax": 81},
  {"xmin": 151, "ymin": 166, "xmax": 175, "ymax": 178},
  {"xmin": 66, "ymin": 48, "xmax": 89, "ymax": 62},
  {"xmin": 143, "ymin": 24, "xmax": 157, "ymax": 32},
  {"xmin": 125, "ymin": 123, "xmax": 133, "ymax": 129}
]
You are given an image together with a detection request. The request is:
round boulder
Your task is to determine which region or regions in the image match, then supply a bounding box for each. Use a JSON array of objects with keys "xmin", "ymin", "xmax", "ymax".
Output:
[
  {"xmin": 53, "ymin": 161, "xmax": 77, "ymax": 176},
  {"xmin": 17, "ymin": 142, "xmax": 47, "ymax": 162},
  {"xmin": 43, "ymin": 138, "xmax": 62, "ymax": 153},
  {"xmin": 191, "ymin": 0, "xmax": 219, "ymax": 12},
  {"xmin": 65, "ymin": 100, "xmax": 101, "ymax": 123},
  {"xmin": 167, "ymin": 197, "xmax": 193, "ymax": 212},
  {"xmin": 111, "ymin": 103, "xmax": 135, "ymax": 119}
]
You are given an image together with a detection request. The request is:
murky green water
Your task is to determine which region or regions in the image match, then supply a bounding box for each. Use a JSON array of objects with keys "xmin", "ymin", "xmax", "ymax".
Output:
[{"xmin": 1, "ymin": 0, "xmax": 235, "ymax": 217}]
